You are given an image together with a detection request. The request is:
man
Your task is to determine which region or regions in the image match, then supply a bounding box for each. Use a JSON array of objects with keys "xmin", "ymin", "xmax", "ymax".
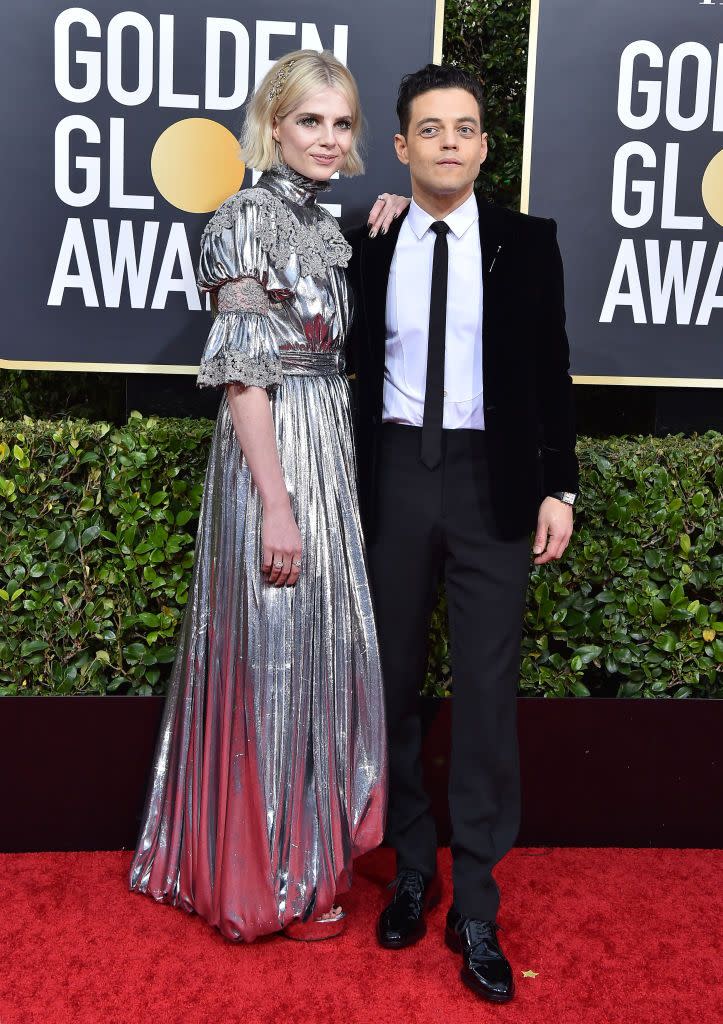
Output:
[{"xmin": 346, "ymin": 65, "xmax": 578, "ymax": 1003}]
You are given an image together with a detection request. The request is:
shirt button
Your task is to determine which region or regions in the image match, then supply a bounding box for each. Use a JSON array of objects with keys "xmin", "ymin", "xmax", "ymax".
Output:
[{"xmin": 443, "ymin": 389, "xmax": 448, "ymax": 397}]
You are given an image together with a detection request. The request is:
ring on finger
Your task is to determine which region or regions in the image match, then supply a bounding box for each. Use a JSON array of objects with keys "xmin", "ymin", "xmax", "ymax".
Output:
[
  {"xmin": 292, "ymin": 559, "xmax": 302, "ymax": 567},
  {"xmin": 273, "ymin": 560, "xmax": 283, "ymax": 568}
]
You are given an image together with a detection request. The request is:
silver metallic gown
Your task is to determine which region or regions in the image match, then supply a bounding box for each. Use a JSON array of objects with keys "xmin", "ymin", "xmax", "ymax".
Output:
[{"xmin": 128, "ymin": 164, "xmax": 387, "ymax": 942}]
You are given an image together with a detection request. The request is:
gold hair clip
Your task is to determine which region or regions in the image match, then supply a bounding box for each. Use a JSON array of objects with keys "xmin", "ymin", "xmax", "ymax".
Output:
[{"xmin": 268, "ymin": 60, "xmax": 296, "ymax": 101}]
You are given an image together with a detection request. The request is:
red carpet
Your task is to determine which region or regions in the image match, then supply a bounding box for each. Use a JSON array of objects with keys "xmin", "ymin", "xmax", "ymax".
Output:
[{"xmin": 1, "ymin": 847, "xmax": 721, "ymax": 1024}]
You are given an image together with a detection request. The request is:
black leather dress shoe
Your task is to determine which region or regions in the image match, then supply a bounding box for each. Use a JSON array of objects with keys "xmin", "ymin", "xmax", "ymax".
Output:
[
  {"xmin": 377, "ymin": 868, "xmax": 441, "ymax": 949},
  {"xmin": 445, "ymin": 907, "xmax": 515, "ymax": 1003}
]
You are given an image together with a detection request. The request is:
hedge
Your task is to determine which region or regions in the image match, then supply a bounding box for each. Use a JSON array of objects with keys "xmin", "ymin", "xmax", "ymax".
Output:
[
  {"xmin": 1, "ymin": 416, "xmax": 721, "ymax": 698},
  {"xmin": 444, "ymin": 0, "xmax": 531, "ymax": 208}
]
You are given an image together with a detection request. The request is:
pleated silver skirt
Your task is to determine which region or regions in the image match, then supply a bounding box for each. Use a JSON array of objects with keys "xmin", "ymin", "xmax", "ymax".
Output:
[{"xmin": 128, "ymin": 354, "xmax": 387, "ymax": 941}]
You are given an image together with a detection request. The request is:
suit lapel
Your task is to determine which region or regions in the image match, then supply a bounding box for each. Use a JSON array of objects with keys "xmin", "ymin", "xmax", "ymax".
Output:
[
  {"xmin": 477, "ymin": 196, "xmax": 506, "ymax": 379},
  {"xmin": 362, "ymin": 197, "xmax": 502, "ymax": 339},
  {"xmin": 359, "ymin": 197, "xmax": 506, "ymax": 389},
  {"xmin": 478, "ymin": 195, "xmax": 505, "ymax": 288},
  {"xmin": 360, "ymin": 208, "xmax": 408, "ymax": 366}
]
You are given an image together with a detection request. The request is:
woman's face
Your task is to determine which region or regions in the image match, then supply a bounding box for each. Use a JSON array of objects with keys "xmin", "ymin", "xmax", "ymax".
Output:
[{"xmin": 272, "ymin": 86, "xmax": 355, "ymax": 181}]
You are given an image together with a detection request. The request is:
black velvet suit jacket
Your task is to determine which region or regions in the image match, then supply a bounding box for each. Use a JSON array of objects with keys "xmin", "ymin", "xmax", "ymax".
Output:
[{"xmin": 344, "ymin": 193, "xmax": 579, "ymax": 542}]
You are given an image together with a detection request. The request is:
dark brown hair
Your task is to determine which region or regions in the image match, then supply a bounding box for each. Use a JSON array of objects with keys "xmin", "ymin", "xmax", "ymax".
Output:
[{"xmin": 396, "ymin": 64, "xmax": 485, "ymax": 136}]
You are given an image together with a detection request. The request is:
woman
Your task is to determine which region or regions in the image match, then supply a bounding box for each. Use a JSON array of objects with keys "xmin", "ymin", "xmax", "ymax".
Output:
[{"xmin": 129, "ymin": 50, "xmax": 398, "ymax": 942}]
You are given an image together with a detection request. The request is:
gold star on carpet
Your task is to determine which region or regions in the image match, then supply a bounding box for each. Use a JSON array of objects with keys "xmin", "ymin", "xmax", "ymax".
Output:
[{"xmin": 521, "ymin": 970, "xmax": 539, "ymax": 979}]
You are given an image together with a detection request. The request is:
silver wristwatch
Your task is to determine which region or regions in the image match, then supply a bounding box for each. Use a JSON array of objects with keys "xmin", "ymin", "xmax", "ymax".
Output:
[{"xmin": 550, "ymin": 491, "xmax": 577, "ymax": 506}]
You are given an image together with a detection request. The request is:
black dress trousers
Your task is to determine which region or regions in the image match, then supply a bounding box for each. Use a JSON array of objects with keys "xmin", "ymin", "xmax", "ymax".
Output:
[{"xmin": 368, "ymin": 423, "xmax": 530, "ymax": 921}]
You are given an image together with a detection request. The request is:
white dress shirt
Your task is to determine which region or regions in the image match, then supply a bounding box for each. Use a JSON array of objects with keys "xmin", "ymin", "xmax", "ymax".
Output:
[{"xmin": 383, "ymin": 192, "xmax": 484, "ymax": 430}]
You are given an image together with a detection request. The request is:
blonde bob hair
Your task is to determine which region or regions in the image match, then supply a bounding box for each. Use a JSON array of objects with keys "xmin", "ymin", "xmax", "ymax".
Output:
[{"xmin": 240, "ymin": 50, "xmax": 364, "ymax": 177}]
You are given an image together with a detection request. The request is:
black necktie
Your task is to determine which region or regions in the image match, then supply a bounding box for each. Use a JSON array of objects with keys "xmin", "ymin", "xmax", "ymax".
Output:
[{"xmin": 420, "ymin": 220, "xmax": 450, "ymax": 470}]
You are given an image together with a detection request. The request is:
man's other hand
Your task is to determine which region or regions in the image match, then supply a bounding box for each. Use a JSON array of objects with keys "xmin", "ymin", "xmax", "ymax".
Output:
[{"xmin": 532, "ymin": 496, "xmax": 574, "ymax": 565}]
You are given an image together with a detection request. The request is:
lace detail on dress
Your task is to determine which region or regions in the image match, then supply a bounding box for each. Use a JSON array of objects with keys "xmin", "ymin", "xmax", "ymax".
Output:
[
  {"xmin": 203, "ymin": 189, "xmax": 352, "ymax": 278},
  {"xmin": 217, "ymin": 277, "xmax": 270, "ymax": 315},
  {"xmin": 197, "ymin": 349, "xmax": 282, "ymax": 391}
]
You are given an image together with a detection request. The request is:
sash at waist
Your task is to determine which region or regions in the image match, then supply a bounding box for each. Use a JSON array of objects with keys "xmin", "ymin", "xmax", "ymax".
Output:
[{"xmin": 280, "ymin": 350, "xmax": 344, "ymax": 376}]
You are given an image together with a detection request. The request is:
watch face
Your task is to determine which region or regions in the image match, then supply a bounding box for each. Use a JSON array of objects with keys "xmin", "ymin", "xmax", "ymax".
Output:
[{"xmin": 562, "ymin": 492, "xmax": 576, "ymax": 505}]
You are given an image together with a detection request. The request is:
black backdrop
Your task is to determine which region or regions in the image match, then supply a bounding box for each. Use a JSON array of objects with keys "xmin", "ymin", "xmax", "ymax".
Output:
[
  {"xmin": 525, "ymin": 0, "xmax": 723, "ymax": 387},
  {"xmin": 1, "ymin": 0, "xmax": 439, "ymax": 373},
  {"xmin": 2, "ymin": 1, "xmax": 722, "ymax": 432}
]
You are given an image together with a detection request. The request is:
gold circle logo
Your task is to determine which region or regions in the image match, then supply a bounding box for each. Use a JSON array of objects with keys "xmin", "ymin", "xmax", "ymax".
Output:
[
  {"xmin": 151, "ymin": 118, "xmax": 245, "ymax": 214},
  {"xmin": 702, "ymin": 150, "xmax": 723, "ymax": 227}
]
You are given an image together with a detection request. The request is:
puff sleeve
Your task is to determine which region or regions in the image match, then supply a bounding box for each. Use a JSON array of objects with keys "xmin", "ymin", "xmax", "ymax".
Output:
[{"xmin": 196, "ymin": 194, "xmax": 282, "ymax": 392}]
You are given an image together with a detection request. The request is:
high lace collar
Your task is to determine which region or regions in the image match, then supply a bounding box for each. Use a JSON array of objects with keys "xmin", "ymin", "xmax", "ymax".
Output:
[{"xmin": 259, "ymin": 162, "xmax": 332, "ymax": 207}]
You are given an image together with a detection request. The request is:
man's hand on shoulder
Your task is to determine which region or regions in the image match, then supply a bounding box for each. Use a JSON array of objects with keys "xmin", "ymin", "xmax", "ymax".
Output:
[{"xmin": 532, "ymin": 496, "xmax": 574, "ymax": 566}]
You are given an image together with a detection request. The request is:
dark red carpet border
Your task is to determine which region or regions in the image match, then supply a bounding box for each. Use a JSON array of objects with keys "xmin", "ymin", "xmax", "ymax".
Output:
[{"xmin": 1, "ymin": 847, "xmax": 721, "ymax": 1024}]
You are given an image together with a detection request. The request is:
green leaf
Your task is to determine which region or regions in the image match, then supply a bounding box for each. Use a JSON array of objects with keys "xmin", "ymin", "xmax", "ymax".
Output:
[
  {"xmin": 21, "ymin": 640, "xmax": 49, "ymax": 656},
  {"xmin": 148, "ymin": 525, "xmax": 169, "ymax": 546},
  {"xmin": 619, "ymin": 681, "xmax": 644, "ymax": 697},
  {"xmin": 573, "ymin": 644, "xmax": 602, "ymax": 665},
  {"xmin": 654, "ymin": 632, "xmax": 678, "ymax": 653},
  {"xmin": 651, "ymin": 599, "xmax": 668, "ymax": 623},
  {"xmin": 670, "ymin": 583, "xmax": 686, "ymax": 607},
  {"xmin": 569, "ymin": 680, "xmax": 591, "ymax": 697},
  {"xmin": 46, "ymin": 529, "xmax": 67, "ymax": 550},
  {"xmin": 81, "ymin": 524, "xmax": 101, "ymax": 546}
]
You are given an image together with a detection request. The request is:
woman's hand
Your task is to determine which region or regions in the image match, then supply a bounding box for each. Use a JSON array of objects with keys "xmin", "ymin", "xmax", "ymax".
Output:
[
  {"xmin": 367, "ymin": 193, "xmax": 411, "ymax": 237},
  {"xmin": 226, "ymin": 384, "xmax": 302, "ymax": 588},
  {"xmin": 262, "ymin": 502, "xmax": 303, "ymax": 587}
]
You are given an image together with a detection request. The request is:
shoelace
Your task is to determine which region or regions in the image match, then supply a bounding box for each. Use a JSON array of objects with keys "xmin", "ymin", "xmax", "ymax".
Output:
[
  {"xmin": 462, "ymin": 919, "xmax": 503, "ymax": 955},
  {"xmin": 388, "ymin": 869, "xmax": 426, "ymax": 911}
]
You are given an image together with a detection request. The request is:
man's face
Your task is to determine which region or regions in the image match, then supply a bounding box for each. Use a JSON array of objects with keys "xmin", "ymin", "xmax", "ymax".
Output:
[{"xmin": 394, "ymin": 88, "xmax": 487, "ymax": 198}]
